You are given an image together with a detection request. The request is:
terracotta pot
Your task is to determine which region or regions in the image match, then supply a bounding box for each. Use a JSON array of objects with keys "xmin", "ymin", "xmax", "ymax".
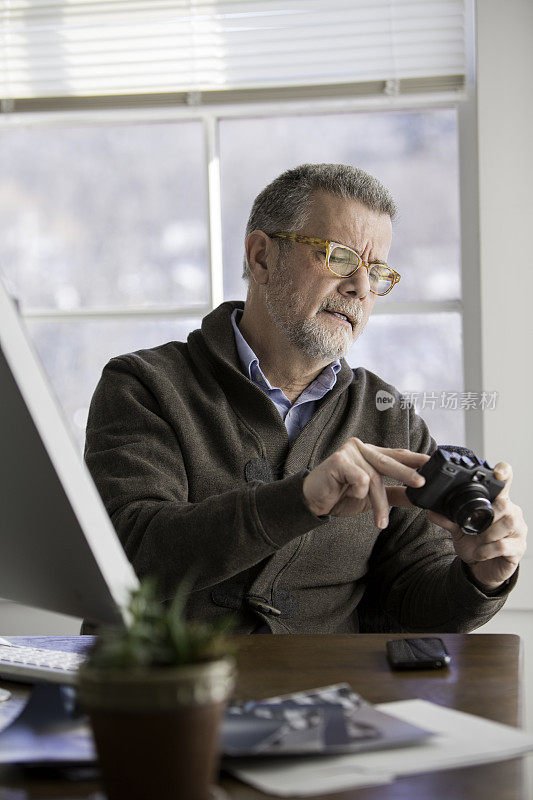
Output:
[{"xmin": 78, "ymin": 657, "xmax": 235, "ymax": 800}]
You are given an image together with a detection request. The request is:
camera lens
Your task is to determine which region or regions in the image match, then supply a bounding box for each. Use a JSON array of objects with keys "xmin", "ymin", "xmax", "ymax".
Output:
[
  {"xmin": 457, "ymin": 498, "xmax": 494, "ymax": 534},
  {"xmin": 445, "ymin": 484, "xmax": 495, "ymax": 534}
]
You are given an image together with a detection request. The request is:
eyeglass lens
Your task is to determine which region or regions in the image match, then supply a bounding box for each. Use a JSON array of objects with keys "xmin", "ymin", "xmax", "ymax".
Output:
[{"xmin": 329, "ymin": 246, "xmax": 394, "ymax": 295}]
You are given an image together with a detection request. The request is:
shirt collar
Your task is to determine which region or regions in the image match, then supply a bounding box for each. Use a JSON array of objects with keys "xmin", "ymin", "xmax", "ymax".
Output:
[{"xmin": 231, "ymin": 308, "xmax": 262, "ymax": 382}]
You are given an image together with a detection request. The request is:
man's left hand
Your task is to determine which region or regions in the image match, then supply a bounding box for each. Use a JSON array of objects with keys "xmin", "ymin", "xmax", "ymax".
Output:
[{"xmin": 427, "ymin": 462, "xmax": 527, "ymax": 592}]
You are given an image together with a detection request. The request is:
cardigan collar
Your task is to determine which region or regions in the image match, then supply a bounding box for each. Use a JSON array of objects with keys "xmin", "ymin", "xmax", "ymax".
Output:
[{"xmin": 187, "ymin": 301, "xmax": 354, "ymax": 469}]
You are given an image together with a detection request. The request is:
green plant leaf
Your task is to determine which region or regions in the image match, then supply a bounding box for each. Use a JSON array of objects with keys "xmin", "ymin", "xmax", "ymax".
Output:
[{"xmin": 84, "ymin": 575, "xmax": 235, "ymax": 670}]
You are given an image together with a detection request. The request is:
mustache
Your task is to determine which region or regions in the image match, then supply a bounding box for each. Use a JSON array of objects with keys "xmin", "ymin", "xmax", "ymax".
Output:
[{"xmin": 318, "ymin": 299, "xmax": 364, "ymax": 326}]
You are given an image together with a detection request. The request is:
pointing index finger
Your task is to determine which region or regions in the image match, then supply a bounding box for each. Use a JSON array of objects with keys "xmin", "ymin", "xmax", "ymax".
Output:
[{"xmin": 355, "ymin": 441, "xmax": 428, "ymax": 488}]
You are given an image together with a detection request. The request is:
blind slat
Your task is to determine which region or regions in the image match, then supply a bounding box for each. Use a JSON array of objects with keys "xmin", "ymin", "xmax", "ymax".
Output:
[{"xmin": 0, "ymin": 0, "xmax": 467, "ymax": 102}]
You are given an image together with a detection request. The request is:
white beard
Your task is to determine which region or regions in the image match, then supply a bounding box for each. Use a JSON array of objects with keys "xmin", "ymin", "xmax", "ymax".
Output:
[{"xmin": 265, "ymin": 257, "xmax": 363, "ymax": 361}]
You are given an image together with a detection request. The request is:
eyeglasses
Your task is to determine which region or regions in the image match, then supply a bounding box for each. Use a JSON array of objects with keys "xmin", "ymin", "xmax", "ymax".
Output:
[{"xmin": 270, "ymin": 232, "xmax": 401, "ymax": 296}]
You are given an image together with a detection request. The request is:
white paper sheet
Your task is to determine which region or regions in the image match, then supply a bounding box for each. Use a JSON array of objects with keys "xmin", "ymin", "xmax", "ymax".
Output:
[
  {"xmin": 225, "ymin": 699, "xmax": 533, "ymax": 797},
  {"xmin": 224, "ymin": 757, "xmax": 394, "ymax": 797}
]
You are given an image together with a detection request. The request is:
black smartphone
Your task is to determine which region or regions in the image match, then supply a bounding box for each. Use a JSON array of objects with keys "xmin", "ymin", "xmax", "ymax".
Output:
[{"xmin": 386, "ymin": 637, "xmax": 451, "ymax": 670}]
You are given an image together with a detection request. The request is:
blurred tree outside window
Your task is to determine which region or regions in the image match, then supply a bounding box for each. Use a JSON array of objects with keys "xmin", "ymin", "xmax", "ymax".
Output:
[{"xmin": 0, "ymin": 122, "xmax": 208, "ymax": 311}]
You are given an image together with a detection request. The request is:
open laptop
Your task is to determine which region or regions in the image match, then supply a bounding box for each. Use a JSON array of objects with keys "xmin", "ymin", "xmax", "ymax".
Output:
[{"xmin": 0, "ymin": 275, "xmax": 139, "ymax": 681}]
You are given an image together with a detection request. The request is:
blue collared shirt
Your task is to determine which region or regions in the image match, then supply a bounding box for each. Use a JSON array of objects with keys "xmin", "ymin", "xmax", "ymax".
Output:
[{"xmin": 231, "ymin": 309, "xmax": 341, "ymax": 442}]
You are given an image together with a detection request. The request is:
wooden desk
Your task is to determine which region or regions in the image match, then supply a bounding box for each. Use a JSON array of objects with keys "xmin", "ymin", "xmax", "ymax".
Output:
[{"xmin": 0, "ymin": 633, "xmax": 526, "ymax": 800}]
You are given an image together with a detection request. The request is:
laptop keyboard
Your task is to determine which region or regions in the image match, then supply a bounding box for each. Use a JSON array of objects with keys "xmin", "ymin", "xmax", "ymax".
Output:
[{"xmin": 0, "ymin": 641, "xmax": 86, "ymax": 685}]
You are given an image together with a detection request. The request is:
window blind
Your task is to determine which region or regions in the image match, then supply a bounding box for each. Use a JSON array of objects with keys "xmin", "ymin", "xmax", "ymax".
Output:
[{"xmin": 0, "ymin": 0, "xmax": 466, "ymax": 107}]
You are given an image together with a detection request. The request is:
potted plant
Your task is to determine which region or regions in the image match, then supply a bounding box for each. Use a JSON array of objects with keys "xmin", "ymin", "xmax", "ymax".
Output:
[{"xmin": 78, "ymin": 578, "xmax": 236, "ymax": 800}]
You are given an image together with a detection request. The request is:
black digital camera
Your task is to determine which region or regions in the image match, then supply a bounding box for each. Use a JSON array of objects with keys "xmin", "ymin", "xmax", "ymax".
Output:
[{"xmin": 405, "ymin": 446, "xmax": 505, "ymax": 535}]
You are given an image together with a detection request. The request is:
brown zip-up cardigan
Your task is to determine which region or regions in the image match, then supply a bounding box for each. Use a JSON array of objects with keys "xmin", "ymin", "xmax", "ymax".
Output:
[{"xmin": 84, "ymin": 300, "xmax": 514, "ymax": 633}]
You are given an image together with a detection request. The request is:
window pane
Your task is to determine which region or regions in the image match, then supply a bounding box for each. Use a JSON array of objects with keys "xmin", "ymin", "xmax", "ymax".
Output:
[
  {"xmin": 220, "ymin": 109, "xmax": 460, "ymax": 304},
  {"xmin": 347, "ymin": 312, "xmax": 465, "ymax": 446},
  {"xmin": 0, "ymin": 122, "xmax": 208, "ymax": 310},
  {"xmin": 26, "ymin": 318, "xmax": 201, "ymax": 454}
]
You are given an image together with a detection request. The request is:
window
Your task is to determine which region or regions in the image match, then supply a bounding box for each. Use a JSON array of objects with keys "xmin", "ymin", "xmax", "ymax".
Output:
[
  {"xmin": 0, "ymin": 104, "xmax": 466, "ymax": 451},
  {"xmin": 0, "ymin": 120, "xmax": 207, "ymax": 451},
  {"xmin": 0, "ymin": 121, "xmax": 208, "ymax": 310}
]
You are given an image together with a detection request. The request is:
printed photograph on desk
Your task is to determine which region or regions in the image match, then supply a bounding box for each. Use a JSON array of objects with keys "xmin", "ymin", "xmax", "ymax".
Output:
[{"xmin": 222, "ymin": 684, "xmax": 433, "ymax": 757}]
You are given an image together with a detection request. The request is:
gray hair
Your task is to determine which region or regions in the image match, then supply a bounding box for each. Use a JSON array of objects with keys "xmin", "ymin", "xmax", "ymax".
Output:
[{"xmin": 242, "ymin": 163, "xmax": 397, "ymax": 280}]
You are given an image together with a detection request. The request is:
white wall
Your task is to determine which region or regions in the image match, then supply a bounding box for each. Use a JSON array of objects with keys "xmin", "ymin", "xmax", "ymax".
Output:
[
  {"xmin": 477, "ymin": 0, "xmax": 533, "ymax": 548},
  {"xmin": 475, "ymin": 2, "xmax": 533, "ymax": 792},
  {"xmin": 475, "ymin": 0, "xmax": 533, "ymax": 615}
]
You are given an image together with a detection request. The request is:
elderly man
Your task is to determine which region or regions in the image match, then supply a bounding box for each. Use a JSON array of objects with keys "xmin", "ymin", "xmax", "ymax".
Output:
[{"xmin": 85, "ymin": 163, "xmax": 526, "ymax": 634}]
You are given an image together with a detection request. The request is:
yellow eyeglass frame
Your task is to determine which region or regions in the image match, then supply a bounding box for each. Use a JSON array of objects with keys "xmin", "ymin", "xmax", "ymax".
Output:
[{"xmin": 271, "ymin": 232, "xmax": 401, "ymax": 296}]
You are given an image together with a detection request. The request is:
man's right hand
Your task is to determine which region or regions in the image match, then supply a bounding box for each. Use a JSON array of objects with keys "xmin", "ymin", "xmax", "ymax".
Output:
[{"xmin": 302, "ymin": 438, "xmax": 429, "ymax": 529}]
